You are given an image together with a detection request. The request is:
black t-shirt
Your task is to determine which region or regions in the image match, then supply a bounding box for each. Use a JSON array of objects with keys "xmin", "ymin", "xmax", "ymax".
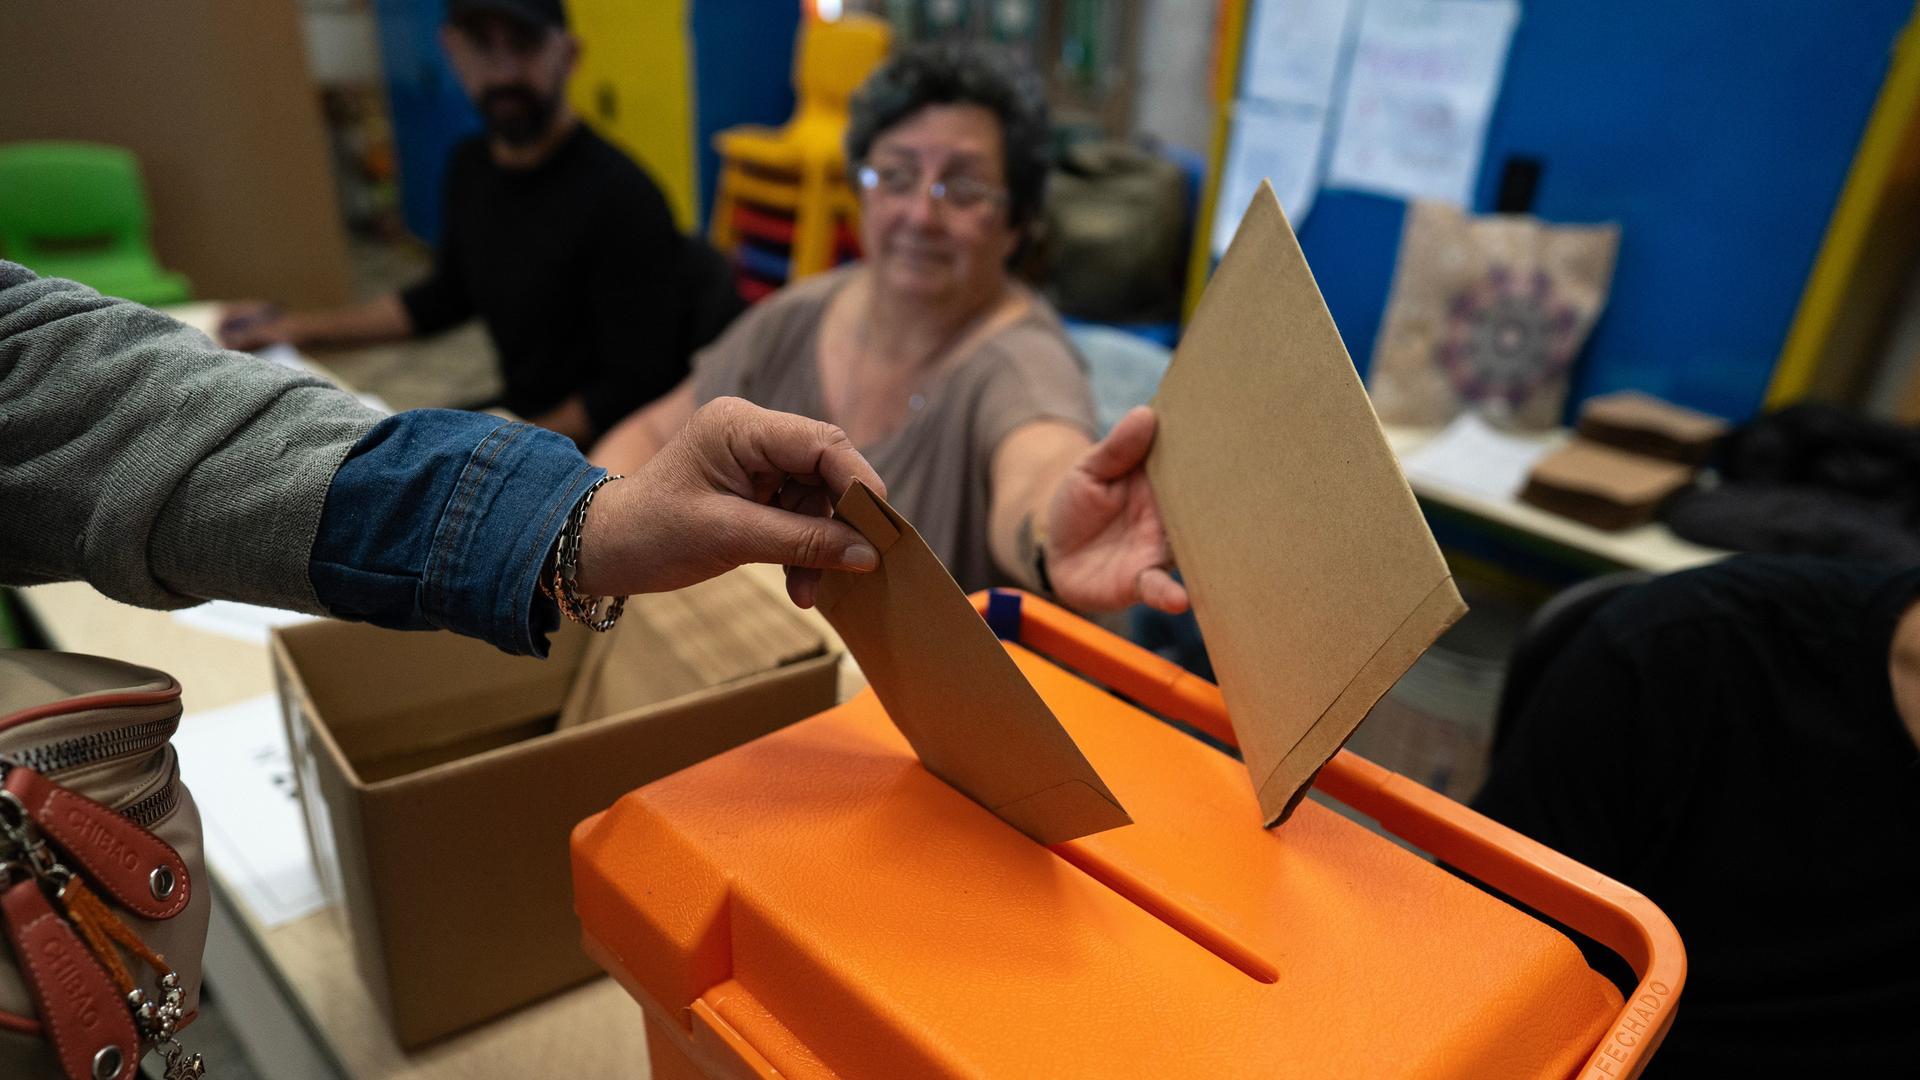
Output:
[
  {"xmin": 1474, "ymin": 555, "xmax": 1920, "ymax": 1077},
  {"xmin": 401, "ymin": 125, "xmax": 725, "ymax": 436}
]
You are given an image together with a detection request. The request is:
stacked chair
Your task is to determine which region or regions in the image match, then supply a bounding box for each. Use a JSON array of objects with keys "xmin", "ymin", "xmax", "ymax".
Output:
[{"xmin": 707, "ymin": 14, "xmax": 891, "ymax": 300}]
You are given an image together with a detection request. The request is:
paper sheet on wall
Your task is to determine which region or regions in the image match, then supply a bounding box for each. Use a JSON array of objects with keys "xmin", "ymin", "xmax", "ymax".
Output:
[
  {"xmin": 1214, "ymin": 0, "xmax": 1359, "ymax": 256},
  {"xmin": 173, "ymin": 694, "xmax": 326, "ymax": 927},
  {"xmin": 1212, "ymin": 100, "xmax": 1328, "ymax": 256},
  {"xmin": 1326, "ymin": 0, "xmax": 1520, "ymax": 206},
  {"xmin": 1243, "ymin": 0, "xmax": 1359, "ymax": 106}
]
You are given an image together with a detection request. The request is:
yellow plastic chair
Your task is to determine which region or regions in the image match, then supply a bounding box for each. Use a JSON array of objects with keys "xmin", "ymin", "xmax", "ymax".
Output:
[{"xmin": 709, "ymin": 13, "xmax": 890, "ymax": 281}]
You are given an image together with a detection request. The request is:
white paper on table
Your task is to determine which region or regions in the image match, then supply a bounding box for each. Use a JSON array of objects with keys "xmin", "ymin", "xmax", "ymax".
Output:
[
  {"xmin": 1212, "ymin": 99, "xmax": 1329, "ymax": 256},
  {"xmin": 1243, "ymin": 0, "xmax": 1360, "ymax": 107},
  {"xmin": 252, "ymin": 343, "xmax": 308, "ymax": 373},
  {"xmin": 250, "ymin": 344, "xmax": 391, "ymax": 414},
  {"xmin": 1326, "ymin": 0, "xmax": 1520, "ymax": 207},
  {"xmin": 172, "ymin": 694, "xmax": 326, "ymax": 928},
  {"xmin": 172, "ymin": 602, "xmax": 318, "ymax": 647},
  {"xmin": 1399, "ymin": 412, "xmax": 1559, "ymax": 501}
]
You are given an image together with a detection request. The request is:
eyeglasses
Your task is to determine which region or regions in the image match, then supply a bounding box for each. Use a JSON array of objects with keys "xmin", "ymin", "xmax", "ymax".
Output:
[{"xmin": 856, "ymin": 163, "xmax": 1009, "ymax": 212}]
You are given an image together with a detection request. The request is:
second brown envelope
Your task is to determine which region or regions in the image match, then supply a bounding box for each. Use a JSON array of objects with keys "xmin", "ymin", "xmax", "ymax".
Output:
[{"xmin": 1150, "ymin": 182, "xmax": 1466, "ymax": 826}]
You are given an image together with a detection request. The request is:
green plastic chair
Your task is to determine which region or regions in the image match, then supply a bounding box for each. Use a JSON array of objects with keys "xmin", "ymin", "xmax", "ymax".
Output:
[{"xmin": 0, "ymin": 141, "xmax": 192, "ymax": 305}]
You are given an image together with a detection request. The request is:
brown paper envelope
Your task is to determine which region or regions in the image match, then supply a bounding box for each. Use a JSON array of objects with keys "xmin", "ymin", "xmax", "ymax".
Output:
[
  {"xmin": 1149, "ymin": 181, "xmax": 1467, "ymax": 827},
  {"xmin": 816, "ymin": 481, "xmax": 1131, "ymax": 845}
]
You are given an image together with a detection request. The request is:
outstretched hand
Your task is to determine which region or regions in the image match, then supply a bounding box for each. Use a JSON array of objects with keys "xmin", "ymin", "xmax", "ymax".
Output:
[
  {"xmin": 1044, "ymin": 406, "xmax": 1188, "ymax": 614},
  {"xmin": 575, "ymin": 397, "xmax": 887, "ymax": 609},
  {"xmin": 215, "ymin": 301, "xmax": 293, "ymax": 351}
]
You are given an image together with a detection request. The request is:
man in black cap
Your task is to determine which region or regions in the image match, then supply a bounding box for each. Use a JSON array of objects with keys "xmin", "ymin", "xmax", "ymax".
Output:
[{"xmin": 221, "ymin": 0, "xmax": 739, "ymax": 444}]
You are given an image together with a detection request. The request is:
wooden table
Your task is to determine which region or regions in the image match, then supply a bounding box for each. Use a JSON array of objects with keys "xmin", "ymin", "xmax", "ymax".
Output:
[
  {"xmin": 1382, "ymin": 424, "xmax": 1729, "ymax": 575},
  {"xmin": 16, "ymin": 305, "xmax": 856, "ymax": 1079}
]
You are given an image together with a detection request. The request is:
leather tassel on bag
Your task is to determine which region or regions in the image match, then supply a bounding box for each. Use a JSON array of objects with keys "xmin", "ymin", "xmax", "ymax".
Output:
[{"xmin": 0, "ymin": 652, "xmax": 211, "ymax": 1079}]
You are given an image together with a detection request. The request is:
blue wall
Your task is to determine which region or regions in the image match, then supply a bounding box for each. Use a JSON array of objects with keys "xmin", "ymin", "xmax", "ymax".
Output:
[
  {"xmin": 1289, "ymin": 0, "xmax": 1913, "ymax": 422},
  {"xmin": 372, "ymin": 0, "xmax": 482, "ymax": 247},
  {"xmin": 690, "ymin": 0, "xmax": 800, "ymax": 231}
]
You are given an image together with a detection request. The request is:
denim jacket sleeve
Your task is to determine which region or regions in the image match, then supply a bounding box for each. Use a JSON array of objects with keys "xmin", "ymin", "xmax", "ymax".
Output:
[{"xmin": 309, "ymin": 409, "xmax": 605, "ymax": 657}]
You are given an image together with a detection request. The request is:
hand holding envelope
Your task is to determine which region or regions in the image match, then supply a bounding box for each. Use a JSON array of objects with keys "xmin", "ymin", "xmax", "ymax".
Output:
[
  {"xmin": 815, "ymin": 179, "xmax": 1464, "ymax": 839},
  {"xmin": 1044, "ymin": 405, "xmax": 1190, "ymax": 615},
  {"xmin": 576, "ymin": 396, "xmax": 888, "ymax": 609}
]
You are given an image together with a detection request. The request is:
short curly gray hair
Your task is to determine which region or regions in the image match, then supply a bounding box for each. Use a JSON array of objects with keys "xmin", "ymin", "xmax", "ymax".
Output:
[{"xmin": 845, "ymin": 42, "xmax": 1051, "ymax": 235}]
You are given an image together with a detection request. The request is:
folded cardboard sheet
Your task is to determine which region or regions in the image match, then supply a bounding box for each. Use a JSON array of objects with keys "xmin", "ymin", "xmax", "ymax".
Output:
[
  {"xmin": 558, "ymin": 570, "xmax": 826, "ymax": 731},
  {"xmin": 1576, "ymin": 389, "xmax": 1728, "ymax": 464},
  {"xmin": 1520, "ymin": 439, "xmax": 1695, "ymax": 531},
  {"xmin": 816, "ymin": 481, "xmax": 1131, "ymax": 845},
  {"xmin": 1149, "ymin": 182, "xmax": 1467, "ymax": 825}
]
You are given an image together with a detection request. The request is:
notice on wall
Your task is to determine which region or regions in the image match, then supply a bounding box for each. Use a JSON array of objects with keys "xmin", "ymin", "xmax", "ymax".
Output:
[
  {"xmin": 1213, "ymin": 0, "xmax": 1362, "ymax": 254},
  {"xmin": 1326, "ymin": 0, "xmax": 1520, "ymax": 207},
  {"xmin": 1243, "ymin": 0, "xmax": 1360, "ymax": 107},
  {"xmin": 1213, "ymin": 100, "xmax": 1329, "ymax": 255}
]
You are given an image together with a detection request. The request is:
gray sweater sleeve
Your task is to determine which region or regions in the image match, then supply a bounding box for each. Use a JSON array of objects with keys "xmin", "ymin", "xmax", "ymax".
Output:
[{"xmin": 0, "ymin": 262, "xmax": 382, "ymax": 613}]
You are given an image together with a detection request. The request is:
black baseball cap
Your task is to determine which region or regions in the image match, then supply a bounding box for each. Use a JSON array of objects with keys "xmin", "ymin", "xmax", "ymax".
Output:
[{"xmin": 445, "ymin": 0, "xmax": 566, "ymax": 31}]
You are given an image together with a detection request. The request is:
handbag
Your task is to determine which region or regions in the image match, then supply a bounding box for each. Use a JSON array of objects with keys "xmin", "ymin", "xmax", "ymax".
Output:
[{"xmin": 0, "ymin": 650, "xmax": 210, "ymax": 1079}]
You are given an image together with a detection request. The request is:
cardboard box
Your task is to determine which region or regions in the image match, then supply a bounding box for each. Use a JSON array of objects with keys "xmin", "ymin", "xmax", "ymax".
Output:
[
  {"xmin": 271, "ymin": 582, "xmax": 839, "ymax": 1047},
  {"xmin": 558, "ymin": 569, "xmax": 827, "ymax": 731}
]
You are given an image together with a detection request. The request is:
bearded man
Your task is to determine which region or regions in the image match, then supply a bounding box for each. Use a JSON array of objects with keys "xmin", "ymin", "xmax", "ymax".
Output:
[{"xmin": 220, "ymin": 0, "xmax": 739, "ymax": 444}]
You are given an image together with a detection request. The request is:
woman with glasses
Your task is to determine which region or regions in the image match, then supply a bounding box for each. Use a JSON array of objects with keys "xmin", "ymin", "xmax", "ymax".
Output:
[{"xmin": 592, "ymin": 43, "xmax": 1187, "ymax": 615}]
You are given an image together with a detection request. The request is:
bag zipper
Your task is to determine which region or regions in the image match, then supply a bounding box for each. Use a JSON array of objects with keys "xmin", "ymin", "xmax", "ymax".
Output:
[
  {"xmin": 0, "ymin": 718, "xmax": 183, "ymax": 823},
  {"xmin": 1, "ymin": 717, "xmax": 178, "ymax": 777},
  {"xmin": 121, "ymin": 767, "xmax": 182, "ymax": 830}
]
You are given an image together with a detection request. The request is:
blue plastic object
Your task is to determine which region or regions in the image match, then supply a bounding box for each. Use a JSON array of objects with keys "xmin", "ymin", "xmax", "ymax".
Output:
[
  {"xmin": 734, "ymin": 240, "xmax": 792, "ymax": 283},
  {"xmin": 984, "ymin": 589, "xmax": 1023, "ymax": 642},
  {"xmin": 372, "ymin": 0, "xmax": 482, "ymax": 245},
  {"xmin": 691, "ymin": 0, "xmax": 800, "ymax": 233}
]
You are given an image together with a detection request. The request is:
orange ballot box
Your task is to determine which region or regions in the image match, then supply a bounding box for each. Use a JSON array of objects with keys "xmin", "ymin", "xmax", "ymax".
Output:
[{"xmin": 572, "ymin": 593, "xmax": 1684, "ymax": 1080}]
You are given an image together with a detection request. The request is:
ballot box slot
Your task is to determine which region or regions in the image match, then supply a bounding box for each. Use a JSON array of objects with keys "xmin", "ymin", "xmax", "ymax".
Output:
[{"xmin": 1050, "ymin": 841, "xmax": 1280, "ymax": 984}]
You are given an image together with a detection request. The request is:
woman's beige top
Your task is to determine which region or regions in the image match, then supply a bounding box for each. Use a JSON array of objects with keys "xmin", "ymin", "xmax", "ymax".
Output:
[{"xmin": 691, "ymin": 268, "xmax": 1097, "ymax": 592}]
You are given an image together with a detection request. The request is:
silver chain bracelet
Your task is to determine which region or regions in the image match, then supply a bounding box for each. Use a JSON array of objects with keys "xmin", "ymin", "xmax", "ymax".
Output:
[{"xmin": 550, "ymin": 473, "xmax": 626, "ymax": 632}]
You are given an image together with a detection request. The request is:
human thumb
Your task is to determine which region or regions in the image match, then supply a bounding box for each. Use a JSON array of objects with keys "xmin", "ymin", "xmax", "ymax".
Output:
[{"xmin": 723, "ymin": 499, "xmax": 881, "ymax": 572}]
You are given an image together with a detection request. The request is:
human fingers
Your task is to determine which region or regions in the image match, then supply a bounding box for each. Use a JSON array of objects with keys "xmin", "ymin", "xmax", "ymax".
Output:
[
  {"xmin": 716, "ymin": 498, "xmax": 881, "ymax": 573},
  {"xmin": 1076, "ymin": 406, "xmax": 1158, "ymax": 483},
  {"xmin": 776, "ymin": 479, "xmax": 835, "ymax": 518},
  {"xmin": 1136, "ymin": 565, "xmax": 1189, "ymax": 614},
  {"xmin": 703, "ymin": 398, "xmax": 887, "ymax": 500},
  {"xmin": 786, "ymin": 565, "xmax": 823, "ymax": 609}
]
